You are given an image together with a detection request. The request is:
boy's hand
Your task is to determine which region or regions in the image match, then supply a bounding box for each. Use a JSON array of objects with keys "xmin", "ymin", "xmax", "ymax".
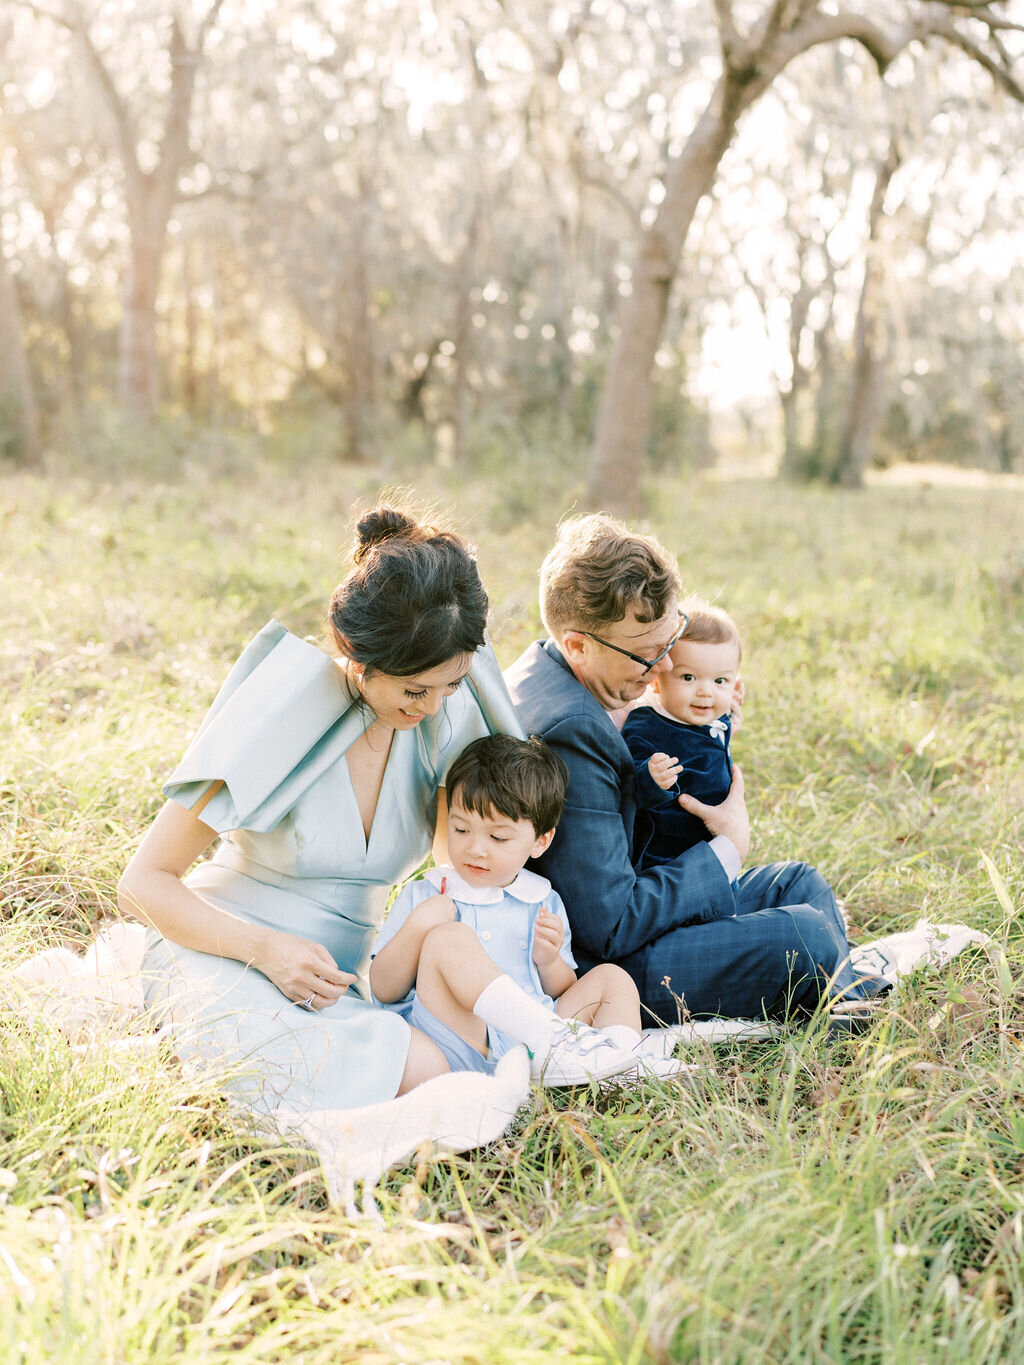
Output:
[
  {"xmin": 409, "ymin": 893, "xmax": 457, "ymax": 929},
  {"xmin": 532, "ymin": 909, "xmax": 565, "ymax": 967},
  {"xmin": 648, "ymin": 752, "xmax": 682, "ymax": 790}
]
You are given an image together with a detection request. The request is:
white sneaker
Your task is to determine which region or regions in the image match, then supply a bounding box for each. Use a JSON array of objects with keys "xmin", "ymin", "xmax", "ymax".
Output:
[
  {"xmin": 595, "ymin": 1050, "xmax": 702, "ymax": 1089},
  {"xmin": 628, "ymin": 1055, "xmax": 702, "ymax": 1085},
  {"xmin": 529, "ymin": 1019, "xmax": 638, "ymax": 1086}
]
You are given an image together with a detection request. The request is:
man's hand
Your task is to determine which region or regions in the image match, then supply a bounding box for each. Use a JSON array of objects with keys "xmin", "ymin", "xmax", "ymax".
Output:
[
  {"xmin": 647, "ymin": 752, "xmax": 683, "ymax": 791},
  {"xmin": 730, "ymin": 676, "xmax": 745, "ymax": 730},
  {"xmin": 532, "ymin": 908, "xmax": 565, "ymax": 967},
  {"xmin": 678, "ymin": 764, "xmax": 750, "ymax": 862}
]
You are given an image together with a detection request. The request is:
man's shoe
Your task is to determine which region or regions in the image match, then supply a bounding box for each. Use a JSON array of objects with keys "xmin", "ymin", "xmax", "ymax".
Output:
[{"xmin": 826, "ymin": 994, "xmax": 891, "ymax": 1037}]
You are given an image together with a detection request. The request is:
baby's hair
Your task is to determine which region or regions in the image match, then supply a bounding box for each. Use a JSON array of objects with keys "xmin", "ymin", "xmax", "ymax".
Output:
[
  {"xmin": 446, "ymin": 734, "xmax": 569, "ymax": 837},
  {"xmin": 680, "ymin": 595, "xmax": 743, "ymax": 662}
]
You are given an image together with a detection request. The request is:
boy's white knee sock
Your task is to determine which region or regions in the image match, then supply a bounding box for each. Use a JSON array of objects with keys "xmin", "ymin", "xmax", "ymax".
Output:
[{"xmin": 472, "ymin": 975, "xmax": 563, "ymax": 1051}]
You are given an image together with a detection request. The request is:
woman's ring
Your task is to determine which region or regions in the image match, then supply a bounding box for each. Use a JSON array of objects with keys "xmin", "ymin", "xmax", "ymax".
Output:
[{"xmin": 301, "ymin": 993, "xmax": 316, "ymax": 1009}]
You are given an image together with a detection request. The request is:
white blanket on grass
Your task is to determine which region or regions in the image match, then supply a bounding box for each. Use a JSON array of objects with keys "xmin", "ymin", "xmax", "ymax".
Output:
[{"xmin": 7, "ymin": 917, "xmax": 991, "ymax": 1213}]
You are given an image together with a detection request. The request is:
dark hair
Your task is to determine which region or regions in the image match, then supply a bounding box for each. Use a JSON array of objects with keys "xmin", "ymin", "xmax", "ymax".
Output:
[
  {"xmin": 446, "ymin": 734, "xmax": 569, "ymax": 836},
  {"xmin": 680, "ymin": 594, "xmax": 743, "ymax": 662},
  {"xmin": 540, "ymin": 513, "xmax": 681, "ymax": 637},
  {"xmin": 329, "ymin": 505, "xmax": 488, "ymax": 676}
]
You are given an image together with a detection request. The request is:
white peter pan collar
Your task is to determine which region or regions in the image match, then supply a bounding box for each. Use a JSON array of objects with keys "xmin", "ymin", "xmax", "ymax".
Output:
[{"xmin": 424, "ymin": 864, "xmax": 551, "ymax": 905}]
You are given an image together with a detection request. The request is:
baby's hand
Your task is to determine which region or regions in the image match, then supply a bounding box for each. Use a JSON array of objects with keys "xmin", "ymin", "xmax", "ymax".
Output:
[
  {"xmin": 532, "ymin": 909, "xmax": 565, "ymax": 967},
  {"xmin": 648, "ymin": 752, "xmax": 683, "ymax": 791}
]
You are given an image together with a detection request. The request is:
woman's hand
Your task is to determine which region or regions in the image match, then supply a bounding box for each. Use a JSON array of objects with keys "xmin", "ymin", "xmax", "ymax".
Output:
[
  {"xmin": 253, "ymin": 929, "xmax": 356, "ymax": 1010},
  {"xmin": 532, "ymin": 909, "xmax": 565, "ymax": 967}
]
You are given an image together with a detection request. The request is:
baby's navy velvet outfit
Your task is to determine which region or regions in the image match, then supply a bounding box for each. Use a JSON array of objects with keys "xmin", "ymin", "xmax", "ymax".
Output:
[{"xmin": 622, "ymin": 706, "xmax": 733, "ymax": 867}]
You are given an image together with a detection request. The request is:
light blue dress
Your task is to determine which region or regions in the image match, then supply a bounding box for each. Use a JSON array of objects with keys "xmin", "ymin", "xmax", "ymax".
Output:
[{"xmin": 141, "ymin": 621, "xmax": 523, "ymax": 1115}]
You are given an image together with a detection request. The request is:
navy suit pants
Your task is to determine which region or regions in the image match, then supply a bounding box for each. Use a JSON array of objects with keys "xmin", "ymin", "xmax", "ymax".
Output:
[{"xmin": 617, "ymin": 860, "xmax": 873, "ymax": 1024}]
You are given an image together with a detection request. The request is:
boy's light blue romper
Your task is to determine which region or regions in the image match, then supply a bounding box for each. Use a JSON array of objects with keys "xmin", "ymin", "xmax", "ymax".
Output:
[{"xmin": 373, "ymin": 864, "xmax": 576, "ymax": 1073}]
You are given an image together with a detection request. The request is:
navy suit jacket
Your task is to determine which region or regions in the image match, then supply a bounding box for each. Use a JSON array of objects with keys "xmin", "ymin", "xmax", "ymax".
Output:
[{"xmin": 504, "ymin": 641, "xmax": 738, "ymax": 970}]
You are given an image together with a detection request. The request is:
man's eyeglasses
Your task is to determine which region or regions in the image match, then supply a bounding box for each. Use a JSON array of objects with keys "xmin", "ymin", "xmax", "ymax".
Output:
[{"xmin": 576, "ymin": 610, "xmax": 690, "ymax": 674}]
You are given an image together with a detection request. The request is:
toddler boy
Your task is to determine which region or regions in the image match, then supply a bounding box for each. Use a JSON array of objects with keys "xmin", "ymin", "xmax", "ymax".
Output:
[{"xmin": 370, "ymin": 734, "xmax": 693, "ymax": 1085}]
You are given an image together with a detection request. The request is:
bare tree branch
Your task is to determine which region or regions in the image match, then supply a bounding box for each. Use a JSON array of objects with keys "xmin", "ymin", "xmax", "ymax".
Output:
[
  {"xmin": 19, "ymin": 1, "xmax": 144, "ymax": 181},
  {"xmin": 712, "ymin": 0, "xmax": 741, "ymax": 60},
  {"xmin": 927, "ymin": 17, "xmax": 1024, "ymax": 99},
  {"xmin": 197, "ymin": 0, "xmax": 227, "ymax": 49}
]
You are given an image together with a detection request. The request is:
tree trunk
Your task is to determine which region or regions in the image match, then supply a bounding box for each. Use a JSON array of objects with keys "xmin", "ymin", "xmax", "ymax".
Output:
[
  {"xmin": 778, "ymin": 267, "xmax": 814, "ymax": 479},
  {"xmin": 586, "ymin": 77, "xmax": 745, "ymax": 513},
  {"xmin": 582, "ymin": 2, "xmax": 990, "ymax": 511},
  {"xmin": 0, "ymin": 246, "xmax": 42, "ymax": 467},
  {"xmin": 451, "ymin": 195, "xmax": 481, "ymax": 465},
  {"xmin": 118, "ymin": 203, "xmax": 165, "ymax": 416},
  {"xmin": 72, "ymin": 7, "xmax": 224, "ymax": 420},
  {"xmin": 180, "ymin": 227, "xmax": 200, "ymax": 417},
  {"xmin": 340, "ymin": 186, "xmax": 375, "ymax": 463},
  {"xmin": 832, "ymin": 141, "xmax": 901, "ymax": 487},
  {"xmin": 39, "ymin": 204, "xmax": 87, "ymax": 415},
  {"xmin": 812, "ymin": 320, "xmax": 840, "ymax": 474}
]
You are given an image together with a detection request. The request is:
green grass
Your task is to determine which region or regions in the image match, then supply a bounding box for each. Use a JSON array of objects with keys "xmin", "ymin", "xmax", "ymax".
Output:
[{"xmin": 2, "ymin": 458, "xmax": 1023, "ymax": 1361}]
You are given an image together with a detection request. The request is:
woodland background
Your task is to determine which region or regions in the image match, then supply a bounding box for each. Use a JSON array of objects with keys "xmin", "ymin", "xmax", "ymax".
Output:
[
  {"xmin": 2, "ymin": 0, "xmax": 1023, "ymax": 507},
  {"xmin": 3, "ymin": 5, "xmax": 1024, "ymax": 1360}
]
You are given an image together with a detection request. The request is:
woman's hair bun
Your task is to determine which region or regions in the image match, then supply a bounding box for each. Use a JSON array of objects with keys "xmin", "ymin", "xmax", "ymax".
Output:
[{"xmin": 353, "ymin": 506, "xmax": 418, "ymax": 563}]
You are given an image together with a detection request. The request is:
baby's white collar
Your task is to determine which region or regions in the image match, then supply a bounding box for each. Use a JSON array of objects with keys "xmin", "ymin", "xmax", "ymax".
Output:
[
  {"xmin": 424, "ymin": 864, "xmax": 551, "ymax": 905},
  {"xmin": 648, "ymin": 695, "xmax": 681, "ymax": 724}
]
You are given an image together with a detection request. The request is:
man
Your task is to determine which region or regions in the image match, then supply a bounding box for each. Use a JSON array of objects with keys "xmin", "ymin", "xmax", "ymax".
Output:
[{"xmin": 504, "ymin": 513, "xmax": 875, "ymax": 1024}]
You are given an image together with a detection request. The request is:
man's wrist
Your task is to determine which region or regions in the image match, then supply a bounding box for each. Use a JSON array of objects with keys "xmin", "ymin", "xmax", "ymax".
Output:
[{"xmin": 709, "ymin": 835, "xmax": 742, "ymax": 883}]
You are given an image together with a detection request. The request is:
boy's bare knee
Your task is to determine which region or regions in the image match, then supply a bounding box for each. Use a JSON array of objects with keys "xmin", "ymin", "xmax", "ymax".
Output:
[
  {"xmin": 589, "ymin": 963, "xmax": 636, "ymax": 995},
  {"xmin": 420, "ymin": 919, "xmax": 478, "ymax": 963}
]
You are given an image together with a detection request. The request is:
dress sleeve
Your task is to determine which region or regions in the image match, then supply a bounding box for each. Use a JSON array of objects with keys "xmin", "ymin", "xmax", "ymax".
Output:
[
  {"xmin": 163, "ymin": 621, "xmax": 360, "ymax": 834},
  {"xmin": 419, "ymin": 636, "xmax": 526, "ymax": 786}
]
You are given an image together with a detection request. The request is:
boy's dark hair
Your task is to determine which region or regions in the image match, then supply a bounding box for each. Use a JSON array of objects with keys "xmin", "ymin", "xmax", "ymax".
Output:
[{"xmin": 446, "ymin": 734, "xmax": 569, "ymax": 836}]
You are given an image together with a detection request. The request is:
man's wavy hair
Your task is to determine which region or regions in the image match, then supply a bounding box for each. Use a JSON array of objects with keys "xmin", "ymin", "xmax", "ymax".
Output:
[{"xmin": 539, "ymin": 513, "xmax": 681, "ymax": 638}]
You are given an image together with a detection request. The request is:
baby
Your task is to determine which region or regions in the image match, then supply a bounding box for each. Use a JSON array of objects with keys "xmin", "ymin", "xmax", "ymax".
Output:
[
  {"xmin": 370, "ymin": 734, "xmax": 692, "ymax": 1086},
  {"xmin": 621, "ymin": 597, "xmax": 742, "ymax": 870}
]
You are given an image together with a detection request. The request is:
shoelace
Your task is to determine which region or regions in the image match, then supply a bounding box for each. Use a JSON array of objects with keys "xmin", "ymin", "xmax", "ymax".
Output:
[{"xmin": 554, "ymin": 1027, "xmax": 616, "ymax": 1057}]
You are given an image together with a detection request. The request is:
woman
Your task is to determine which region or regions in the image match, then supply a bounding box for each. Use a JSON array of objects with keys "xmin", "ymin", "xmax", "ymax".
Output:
[{"xmin": 118, "ymin": 505, "xmax": 522, "ymax": 1114}]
